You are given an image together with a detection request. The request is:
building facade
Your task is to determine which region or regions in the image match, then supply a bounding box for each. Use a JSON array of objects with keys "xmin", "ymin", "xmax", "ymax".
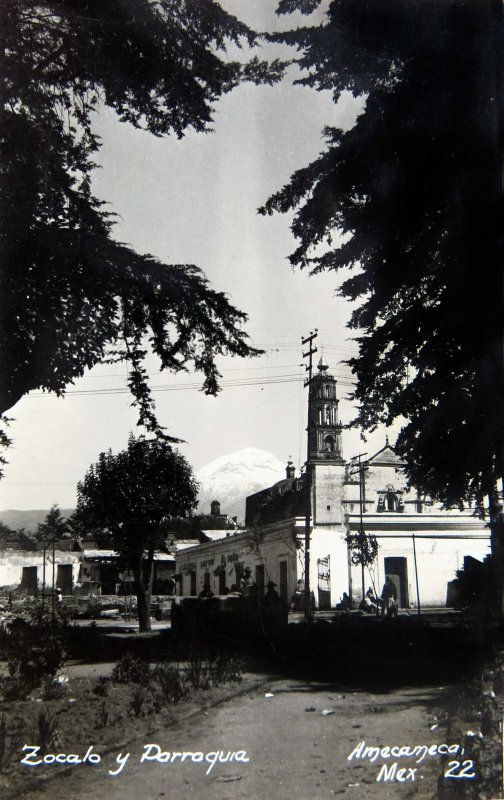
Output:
[{"xmin": 176, "ymin": 359, "xmax": 490, "ymax": 609}]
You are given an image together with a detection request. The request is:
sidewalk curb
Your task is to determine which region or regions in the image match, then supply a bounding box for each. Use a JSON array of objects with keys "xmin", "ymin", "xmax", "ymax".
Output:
[{"xmin": 3, "ymin": 675, "xmax": 271, "ymax": 800}]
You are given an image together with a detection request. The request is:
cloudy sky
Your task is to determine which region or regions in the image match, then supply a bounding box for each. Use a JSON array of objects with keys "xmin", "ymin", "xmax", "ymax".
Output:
[{"xmin": 0, "ymin": 1, "xmax": 393, "ymax": 511}]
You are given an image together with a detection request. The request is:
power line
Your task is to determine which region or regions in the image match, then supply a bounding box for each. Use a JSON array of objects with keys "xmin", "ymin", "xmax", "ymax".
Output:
[{"xmin": 27, "ymin": 372, "xmax": 356, "ymax": 399}]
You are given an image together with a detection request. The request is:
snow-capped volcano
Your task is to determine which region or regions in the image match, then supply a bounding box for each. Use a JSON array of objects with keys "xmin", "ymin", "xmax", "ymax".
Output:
[{"xmin": 196, "ymin": 447, "xmax": 287, "ymax": 523}]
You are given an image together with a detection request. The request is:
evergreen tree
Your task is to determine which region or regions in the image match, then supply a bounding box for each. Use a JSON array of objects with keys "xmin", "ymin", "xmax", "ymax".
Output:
[
  {"xmin": 75, "ymin": 435, "xmax": 198, "ymax": 631},
  {"xmin": 36, "ymin": 504, "xmax": 69, "ymax": 542},
  {"xmin": 262, "ymin": 0, "xmax": 503, "ymax": 523},
  {"xmin": 0, "ymin": 0, "xmax": 283, "ymax": 438}
]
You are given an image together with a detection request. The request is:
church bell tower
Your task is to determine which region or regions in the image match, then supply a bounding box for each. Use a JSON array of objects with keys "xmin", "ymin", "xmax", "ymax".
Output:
[{"xmin": 308, "ymin": 357, "xmax": 344, "ymax": 463}]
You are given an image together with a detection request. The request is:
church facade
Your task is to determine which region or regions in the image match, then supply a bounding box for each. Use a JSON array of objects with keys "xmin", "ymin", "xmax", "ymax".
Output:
[{"xmin": 176, "ymin": 360, "xmax": 490, "ymax": 608}]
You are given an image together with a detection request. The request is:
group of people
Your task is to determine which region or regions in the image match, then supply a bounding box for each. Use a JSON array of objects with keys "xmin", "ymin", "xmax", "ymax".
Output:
[
  {"xmin": 340, "ymin": 576, "xmax": 398, "ymax": 619},
  {"xmin": 199, "ymin": 568, "xmax": 399, "ymax": 619},
  {"xmin": 198, "ymin": 566, "xmax": 281, "ymax": 603}
]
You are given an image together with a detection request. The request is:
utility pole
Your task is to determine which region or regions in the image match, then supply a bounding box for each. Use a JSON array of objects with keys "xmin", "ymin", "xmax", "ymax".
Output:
[
  {"xmin": 302, "ymin": 329, "xmax": 317, "ymax": 622},
  {"xmin": 51, "ymin": 532, "xmax": 56, "ymax": 619},
  {"xmin": 348, "ymin": 453, "xmax": 368, "ymax": 600}
]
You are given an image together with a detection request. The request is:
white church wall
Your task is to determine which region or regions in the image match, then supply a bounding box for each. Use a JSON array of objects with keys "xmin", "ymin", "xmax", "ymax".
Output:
[
  {"xmin": 352, "ymin": 532, "xmax": 491, "ymax": 608},
  {"xmin": 310, "ymin": 526, "xmax": 348, "ymax": 608}
]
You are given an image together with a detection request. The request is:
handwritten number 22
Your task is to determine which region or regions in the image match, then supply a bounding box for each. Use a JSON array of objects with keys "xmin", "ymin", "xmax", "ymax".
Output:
[{"xmin": 444, "ymin": 760, "xmax": 476, "ymax": 780}]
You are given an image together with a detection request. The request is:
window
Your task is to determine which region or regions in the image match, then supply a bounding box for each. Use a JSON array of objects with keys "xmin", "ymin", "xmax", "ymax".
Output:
[
  {"xmin": 324, "ymin": 435, "xmax": 335, "ymax": 453},
  {"xmin": 386, "ymin": 493, "xmax": 398, "ymax": 511}
]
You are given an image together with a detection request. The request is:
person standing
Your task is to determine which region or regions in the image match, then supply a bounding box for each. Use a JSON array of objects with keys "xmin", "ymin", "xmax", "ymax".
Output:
[
  {"xmin": 381, "ymin": 576, "xmax": 398, "ymax": 619},
  {"xmin": 240, "ymin": 567, "xmax": 255, "ymax": 598}
]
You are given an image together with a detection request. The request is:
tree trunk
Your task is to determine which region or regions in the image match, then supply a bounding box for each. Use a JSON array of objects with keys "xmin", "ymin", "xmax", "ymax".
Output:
[{"xmin": 134, "ymin": 550, "xmax": 154, "ymax": 633}]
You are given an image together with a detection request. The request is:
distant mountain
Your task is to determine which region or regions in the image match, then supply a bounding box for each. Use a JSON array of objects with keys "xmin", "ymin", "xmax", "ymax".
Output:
[
  {"xmin": 0, "ymin": 508, "xmax": 75, "ymax": 533},
  {"xmin": 196, "ymin": 447, "xmax": 287, "ymax": 523},
  {"xmin": 0, "ymin": 448, "xmax": 288, "ymax": 531}
]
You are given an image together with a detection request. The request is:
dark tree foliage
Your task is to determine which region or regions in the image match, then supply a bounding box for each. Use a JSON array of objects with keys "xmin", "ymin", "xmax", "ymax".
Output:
[
  {"xmin": 345, "ymin": 530, "xmax": 378, "ymax": 570},
  {"xmin": 75, "ymin": 434, "xmax": 198, "ymax": 631},
  {"xmin": 262, "ymin": 0, "xmax": 503, "ymax": 517},
  {"xmin": 36, "ymin": 504, "xmax": 69, "ymax": 542},
  {"xmin": 0, "ymin": 0, "xmax": 284, "ymax": 438}
]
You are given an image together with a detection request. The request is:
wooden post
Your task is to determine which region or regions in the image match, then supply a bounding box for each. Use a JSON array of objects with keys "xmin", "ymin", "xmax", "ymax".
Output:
[{"xmin": 302, "ymin": 330, "xmax": 317, "ymax": 622}]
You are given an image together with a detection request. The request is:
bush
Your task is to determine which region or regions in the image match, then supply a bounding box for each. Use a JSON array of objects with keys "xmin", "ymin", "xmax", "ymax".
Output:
[
  {"xmin": 211, "ymin": 655, "xmax": 243, "ymax": 685},
  {"xmin": 0, "ymin": 713, "xmax": 24, "ymax": 774},
  {"xmin": 0, "ymin": 613, "xmax": 65, "ymax": 700},
  {"xmin": 37, "ymin": 708, "xmax": 62, "ymax": 754},
  {"xmin": 151, "ymin": 665, "xmax": 188, "ymax": 704},
  {"xmin": 129, "ymin": 689, "xmax": 146, "ymax": 717},
  {"xmin": 92, "ymin": 676, "xmax": 110, "ymax": 697},
  {"xmin": 187, "ymin": 653, "xmax": 211, "ymax": 691},
  {"xmin": 111, "ymin": 654, "xmax": 151, "ymax": 685}
]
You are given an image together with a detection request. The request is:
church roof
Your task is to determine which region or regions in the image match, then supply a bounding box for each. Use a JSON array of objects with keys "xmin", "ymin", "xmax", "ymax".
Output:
[{"xmin": 367, "ymin": 442, "xmax": 404, "ymax": 466}]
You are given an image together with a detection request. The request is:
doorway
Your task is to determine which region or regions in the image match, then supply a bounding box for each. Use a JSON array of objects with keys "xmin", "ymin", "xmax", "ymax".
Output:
[
  {"xmin": 21, "ymin": 566, "xmax": 37, "ymax": 595},
  {"xmin": 56, "ymin": 564, "xmax": 73, "ymax": 595},
  {"xmin": 384, "ymin": 556, "xmax": 409, "ymax": 608}
]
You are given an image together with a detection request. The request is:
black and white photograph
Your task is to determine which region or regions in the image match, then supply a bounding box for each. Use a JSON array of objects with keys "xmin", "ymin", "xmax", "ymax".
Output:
[{"xmin": 0, "ymin": 1, "xmax": 503, "ymax": 798}]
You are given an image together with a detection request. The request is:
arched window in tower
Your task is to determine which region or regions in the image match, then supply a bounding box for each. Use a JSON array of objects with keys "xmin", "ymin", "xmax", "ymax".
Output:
[
  {"xmin": 324, "ymin": 435, "xmax": 335, "ymax": 453},
  {"xmin": 325, "ymin": 405, "xmax": 331, "ymax": 424}
]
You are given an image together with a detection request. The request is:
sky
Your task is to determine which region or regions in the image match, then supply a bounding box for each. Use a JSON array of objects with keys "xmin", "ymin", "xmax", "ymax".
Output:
[{"xmin": 0, "ymin": 0, "xmax": 395, "ymax": 511}]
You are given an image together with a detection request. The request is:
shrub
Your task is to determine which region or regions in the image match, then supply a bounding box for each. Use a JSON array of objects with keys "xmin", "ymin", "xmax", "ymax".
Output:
[
  {"xmin": 92, "ymin": 676, "xmax": 110, "ymax": 697},
  {"xmin": 0, "ymin": 714, "xmax": 24, "ymax": 774},
  {"xmin": 95, "ymin": 701, "xmax": 109, "ymax": 729},
  {"xmin": 0, "ymin": 613, "xmax": 65, "ymax": 700},
  {"xmin": 129, "ymin": 689, "xmax": 145, "ymax": 717},
  {"xmin": 37, "ymin": 708, "xmax": 62, "ymax": 754},
  {"xmin": 187, "ymin": 653, "xmax": 211, "ymax": 691},
  {"xmin": 151, "ymin": 665, "xmax": 188, "ymax": 704},
  {"xmin": 211, "ymin": 655, "xmax": 243, "ymax": 685},
  {"xmin": 111, "ymin": 654, "xmax": 151, "ymax": 685}
]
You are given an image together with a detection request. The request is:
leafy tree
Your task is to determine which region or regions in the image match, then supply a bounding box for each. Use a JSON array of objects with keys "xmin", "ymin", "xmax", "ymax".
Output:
[
  {"xmin": 262, "ymin": 1, "xmax": 503, "ymax": 536},
  {"xmin": 36, "ymin": 504, "xmax": 69, "ymax": 543},
  {"xmin": 75, "ymin": 435, "xmax": 198, "ymax": 631},
  {"xmin": 0, "ymin": 0, "xmax": 283, "ymax": 440}
]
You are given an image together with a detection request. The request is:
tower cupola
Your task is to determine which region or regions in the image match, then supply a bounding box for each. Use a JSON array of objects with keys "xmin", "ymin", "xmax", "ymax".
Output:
[{"xmin": 308, "ymin": 358, "xmax": 344, "ymax": 463}]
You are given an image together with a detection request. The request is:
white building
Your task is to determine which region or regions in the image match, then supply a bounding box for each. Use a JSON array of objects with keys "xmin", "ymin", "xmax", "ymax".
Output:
[{"xmin": 176, "ymin": 359, "xmax": 490, "ymax": 608}]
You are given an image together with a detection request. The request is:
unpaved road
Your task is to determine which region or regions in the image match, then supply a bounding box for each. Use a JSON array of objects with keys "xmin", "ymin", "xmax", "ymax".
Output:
[{"xmin": 20, "ymin": 676, "xmax": 462, "ymax": 800}]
